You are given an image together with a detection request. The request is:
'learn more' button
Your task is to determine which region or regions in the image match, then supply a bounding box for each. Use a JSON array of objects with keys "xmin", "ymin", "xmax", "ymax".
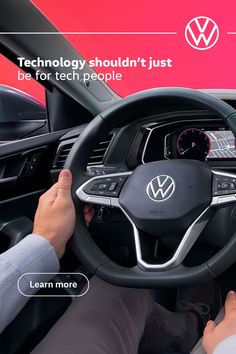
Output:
[{"xmin": 17, "ymin": 273, "xmax": 89, "ymax": 297}]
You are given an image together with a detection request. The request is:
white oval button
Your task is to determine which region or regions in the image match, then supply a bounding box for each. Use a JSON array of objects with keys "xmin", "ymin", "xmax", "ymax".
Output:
[{"xmin": 17, "ymin": 272, "xmax": 89, "ymax": 297}]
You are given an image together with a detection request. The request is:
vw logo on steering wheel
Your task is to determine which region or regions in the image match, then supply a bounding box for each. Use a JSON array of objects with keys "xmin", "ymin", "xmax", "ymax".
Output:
[{"xmin": 146, "ymin": 175, "xmax": 175, "ymax": 202}]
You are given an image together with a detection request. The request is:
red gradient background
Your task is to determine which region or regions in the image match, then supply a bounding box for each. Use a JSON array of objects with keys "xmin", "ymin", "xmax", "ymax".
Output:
[{"xmin": 1, "ymin": 0, "xmax": 236, "ymax": 104}]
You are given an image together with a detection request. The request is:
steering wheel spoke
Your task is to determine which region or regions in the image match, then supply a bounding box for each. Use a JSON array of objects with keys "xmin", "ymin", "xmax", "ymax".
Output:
[
  {"xmin": 123, "ymin": 205, "xmax": 214, "ymax": 270},
  {"xmin": 76, "ymin": 171, "xmax": 132, "ymax": 207}
]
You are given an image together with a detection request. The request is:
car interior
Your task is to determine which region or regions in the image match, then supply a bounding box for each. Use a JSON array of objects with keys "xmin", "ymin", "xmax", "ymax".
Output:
[{"xmin": 1, "ymin": 1, "xmax": 236, "ymax": 354}]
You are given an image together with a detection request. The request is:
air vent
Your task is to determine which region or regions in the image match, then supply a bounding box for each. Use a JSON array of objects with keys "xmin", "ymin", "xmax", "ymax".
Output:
[
  {"xmin": 53, "ymin": 138, "xmax": 77, "ymax": 169},
  {"xmin": 53, "ymin": 133, "xmax": 113, "ymax": 169},
  {"xmin": 87, "ymin": 133, "xmax": 113, "ymax": 166}
]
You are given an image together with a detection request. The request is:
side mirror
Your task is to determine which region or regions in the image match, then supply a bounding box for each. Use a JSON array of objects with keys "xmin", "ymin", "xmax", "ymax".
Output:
[{"xmin": 0, "ymin": 85, "xmax": 48, "ymax": 143}]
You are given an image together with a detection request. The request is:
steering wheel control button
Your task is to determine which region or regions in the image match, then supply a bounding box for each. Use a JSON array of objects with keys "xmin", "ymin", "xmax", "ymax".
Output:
[
  {"xmin": 84, "ymin": 176, "xmax": 128, "ymax": 197},
  {"xmin": 109, "ymin": 182, "xmax": 118, "ymax": 191},
  {"xmin": 213, "ymin": 174, "xmax": 236, "ymax": 196},
  {"xmin": 92, "ymin": 182, "xmax": 111, "ymax": 191},
  {"xmin": 222, "ymin": 177, "xmax": 229, "ymax": 182}
]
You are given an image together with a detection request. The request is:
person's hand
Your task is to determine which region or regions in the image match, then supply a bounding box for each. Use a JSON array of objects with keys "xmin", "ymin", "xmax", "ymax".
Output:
[
  {"xmin": 202, "ymin": 290, "xmax": 236, "ymax": 354},
  {"xmin": 83, "ymin": 204, "xmax": 95, "ymax": 226},
  {"xmin": 33, "ymin": 169, "xmax": 76, "ymax": 258}
]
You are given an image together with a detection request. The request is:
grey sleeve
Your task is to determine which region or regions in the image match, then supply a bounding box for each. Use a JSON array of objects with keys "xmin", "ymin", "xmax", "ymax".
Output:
[
  {"xmin": 213, "ymin": 335, "xmax": 236, "ymax": 354},
  {"xmin": 0, "ymin": 234, "xmax": 59, "ymax": 333}
]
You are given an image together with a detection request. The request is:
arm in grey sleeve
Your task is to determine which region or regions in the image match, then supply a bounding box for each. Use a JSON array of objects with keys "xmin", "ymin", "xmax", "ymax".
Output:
[
  {"xmin": 213, "ymin": 335, "xmax": 236, "ymax": 354},
  {"xmin": 0, "ymin": 234, "xmax": 59, "ymax": 333}
]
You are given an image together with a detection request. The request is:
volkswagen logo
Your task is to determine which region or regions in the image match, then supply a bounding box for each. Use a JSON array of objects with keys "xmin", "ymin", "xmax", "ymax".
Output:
[
  {"xmin": 185, "ymin": 16, "xmax": 219, "ymax": 50},
  {"xmin": 146, "ymin": 175, "xmax": 175, "ymax": 202}
]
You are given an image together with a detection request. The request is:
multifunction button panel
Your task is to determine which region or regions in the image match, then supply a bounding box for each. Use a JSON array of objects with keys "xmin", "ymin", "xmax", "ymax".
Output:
[
  {"xmin": 83, "ymin": 175, "xmax": 128, "ymax": 197},
  {"xmin": 212, "ymin": 174, "xmax": 236, "ymax": 196}
]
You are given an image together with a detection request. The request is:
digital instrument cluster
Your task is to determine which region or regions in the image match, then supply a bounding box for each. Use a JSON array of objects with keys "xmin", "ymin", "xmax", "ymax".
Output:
[{"xmin": 165, "ymin": 128, "xmax": 236, "ymax": 161}]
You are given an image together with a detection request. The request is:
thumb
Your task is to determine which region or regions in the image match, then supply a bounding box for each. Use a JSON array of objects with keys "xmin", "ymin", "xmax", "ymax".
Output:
[
  {"xmin": 225, "ymin": 291, "xmax": 236, "ymax": 317},
  {"xmin": 57, "ymin": 169, "xmax": 72, "ymax": 198},
  {"xmin": 204, "ymin": 320, "xmax": 217, "ymax": 337}
]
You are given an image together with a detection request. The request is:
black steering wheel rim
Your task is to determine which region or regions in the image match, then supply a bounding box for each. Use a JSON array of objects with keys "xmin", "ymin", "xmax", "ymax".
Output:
[{"xmin": 65, "ymin": 87, "xmax": 236, "ymax": 288}]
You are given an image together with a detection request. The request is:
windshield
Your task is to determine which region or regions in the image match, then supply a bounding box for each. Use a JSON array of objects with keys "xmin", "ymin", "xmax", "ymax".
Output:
[
  {"xmin": 32, "ymin": 0, "xmax": 236, "ymax": 95},
  {"xmin": 1, "ymin": 0, "xmax": 236, "ymax": 101}
]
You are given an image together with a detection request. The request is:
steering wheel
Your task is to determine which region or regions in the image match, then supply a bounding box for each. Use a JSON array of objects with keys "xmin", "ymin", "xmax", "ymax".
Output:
[{"xmin": 65, "ymin": 87, "xmax": 236, "ymax": 288}]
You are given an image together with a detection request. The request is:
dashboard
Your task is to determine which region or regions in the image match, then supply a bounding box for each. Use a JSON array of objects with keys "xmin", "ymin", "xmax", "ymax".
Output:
[{"xmin": 51, "ymin": 108, "xmax": 236, "ymax": 178}]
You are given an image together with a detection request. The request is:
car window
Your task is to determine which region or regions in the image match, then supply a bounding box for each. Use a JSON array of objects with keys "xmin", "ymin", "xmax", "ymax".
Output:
[
  {"xmin": 0, "ymin": 55, "xmax": 48, "ymax": 143},
  {"xmin": 0, "ymin": 54, "xmax": 45, "ymax": 105}
]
